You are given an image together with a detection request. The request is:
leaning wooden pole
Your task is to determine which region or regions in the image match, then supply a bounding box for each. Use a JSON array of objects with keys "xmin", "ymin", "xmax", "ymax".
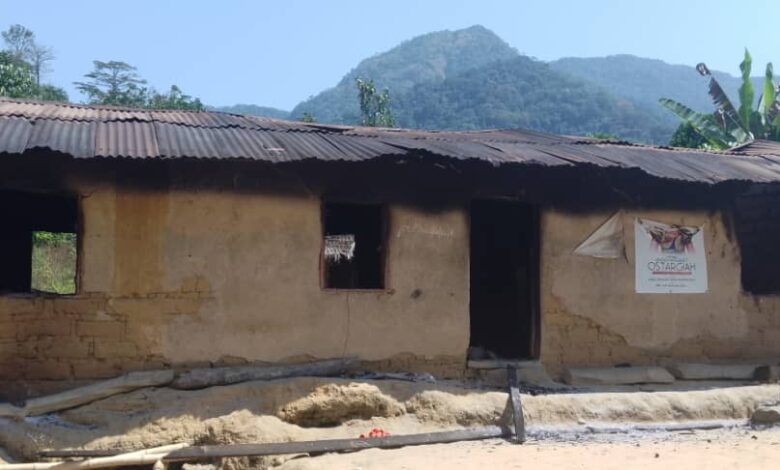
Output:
[
  {"xmin": 163, "ymin": 427, "xmax": 508, "ymax": 462},
  {"xmin": 0, "ymin": 444, "xmax": 188, "ymax": 470},
  {"xmin": 0, "ymin": 370, "xmax": 175, "ymax": 419}
]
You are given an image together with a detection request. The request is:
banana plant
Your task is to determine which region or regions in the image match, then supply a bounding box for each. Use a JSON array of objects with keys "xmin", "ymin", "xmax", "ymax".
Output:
[{"xmin": 659, "ymin": 49, "xmax": 780, "ymax": 149}]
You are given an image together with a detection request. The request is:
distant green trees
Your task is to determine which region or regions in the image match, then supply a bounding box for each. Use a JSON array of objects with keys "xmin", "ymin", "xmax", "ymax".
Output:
[
  {"xmin": 0, "ymin": 24, "xmax": 67, "ymax": 101},
  {"xmin": 75, "ymin": 61, "xmax": 204, "ymax": 110},
  {"xmin": 0, "ymin": 24, "xmax": 204, "ymax": 110},
  {"xmin": 356, "ymin": 78, "xmax": 395, "ymax": 127},
  {"xmin": 75, "ymin": 60, "xmax": 148, "ymax": 107},
  {"xmin": 300, "ymin": 112, "xmax": 316, "ymax": 123},
  {"xmin": 148, "ymin": 85, "xmax": 204, "ymax": 110},
  {"xmin": 0, "ymin": 51, "xmax": 35, "ymax": 98},
  {"xmin": 2, "ymin": 24, "xmax": 54, "ymax": 87},
  {"xmin": 210, "ymin": 104, "xmax": 289, "ymax": 119},
  {"xmin": 660, "ymin": 50, "xmax": 780, "ymax": 149}
]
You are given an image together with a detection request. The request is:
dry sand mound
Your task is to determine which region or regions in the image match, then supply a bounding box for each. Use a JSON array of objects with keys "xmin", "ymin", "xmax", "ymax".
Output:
[
  {"xmin": 405, "ymin": 390, "xmax": 508, "ymax": 426},
  {"xmin": 278, "ymin": 383, "xmax": 405, "ymax": 426},
  {"xmin": 523, "ymin": 384, "xmax": 780, "ymax": 427}
]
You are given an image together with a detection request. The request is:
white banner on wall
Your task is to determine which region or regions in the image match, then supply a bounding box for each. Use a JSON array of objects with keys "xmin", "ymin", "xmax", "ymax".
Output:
[{"xmin": 634, "ymin": 218, "xmax": 707, "ymax": 294}]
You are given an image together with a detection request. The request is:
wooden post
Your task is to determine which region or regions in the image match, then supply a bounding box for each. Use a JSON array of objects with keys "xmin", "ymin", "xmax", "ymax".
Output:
[
  {"xmin": 507, "ymin": 365, "xmax": 526, "ymax": 443},
  {"xmin": 0, "ymin": 370, "xmax": 175, "ymax": 419},
  {"xmin": 170, "ymin": 357, "xmax": 357, "ymax": 390}
]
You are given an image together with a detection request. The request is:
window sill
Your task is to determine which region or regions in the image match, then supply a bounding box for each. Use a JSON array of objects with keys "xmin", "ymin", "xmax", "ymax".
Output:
[
  {"xmin": 321, "ymin": 288, "xmax": 392, "ymax": 294},
  {"xmin": 0, "ymin": 292, "xmax": 79, "ymax": 299}
]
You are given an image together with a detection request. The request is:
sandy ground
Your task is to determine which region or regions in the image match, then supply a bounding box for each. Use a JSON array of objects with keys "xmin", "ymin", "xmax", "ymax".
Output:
[
  {"xmin": 0, "ymin": 377, "xmax": 777, "ymax": 468},
  {"xmin": 279, "ymin": 427, "xmax": 780, "ymax": 469}
]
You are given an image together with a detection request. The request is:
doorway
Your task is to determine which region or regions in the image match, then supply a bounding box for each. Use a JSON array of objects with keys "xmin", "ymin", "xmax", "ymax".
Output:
[{"xmin": 469, "ymin": 200, "xmax": 539, "ymax": 360}]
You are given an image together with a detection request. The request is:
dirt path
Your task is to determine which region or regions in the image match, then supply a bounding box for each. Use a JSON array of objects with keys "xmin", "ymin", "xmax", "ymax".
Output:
[{"xmin": 279, "ymin": 427, "xmax": 780, "ymax": 469}]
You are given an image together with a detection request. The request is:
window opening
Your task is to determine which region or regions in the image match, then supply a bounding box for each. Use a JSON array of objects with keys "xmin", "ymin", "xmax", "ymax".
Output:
[
  {"xmin": 0, "ymin": 191, "xmax": 78, "ymax": 295},
  {"xmin": 322, "ymin": 202, "xmax": 384, "ymax": 289}
]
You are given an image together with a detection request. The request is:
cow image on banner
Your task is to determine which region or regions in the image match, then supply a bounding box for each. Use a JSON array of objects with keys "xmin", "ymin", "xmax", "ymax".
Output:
[{"xmin": 634, "ymin": 218, "xmax": 707, "ymax": 293}]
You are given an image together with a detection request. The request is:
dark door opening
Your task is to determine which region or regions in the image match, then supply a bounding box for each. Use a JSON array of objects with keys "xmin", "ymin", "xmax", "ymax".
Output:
[{"xmin": 469, "ymin": 200, "xmax": 539, "ymax": 360}]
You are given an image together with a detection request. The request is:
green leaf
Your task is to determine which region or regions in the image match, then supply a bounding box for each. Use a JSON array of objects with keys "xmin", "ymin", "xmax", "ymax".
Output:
[
  {"xmin": 738, "ymin": 49, "xmax": 755, "ymax": 132},
  {"xmin": 762, "ymin": 63, "xmax": 776, "ymax": 118},
  {"xmin": 659, "ymin": 98, "xmax": 740, "ymax": 149},
  {"xmin": 697, "ymin": 61, "xmax": 746, "ymax": 137}
]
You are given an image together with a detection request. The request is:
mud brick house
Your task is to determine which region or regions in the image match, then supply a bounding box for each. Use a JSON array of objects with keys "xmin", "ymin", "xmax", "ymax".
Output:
[{"xmin": 1, "ymin": 98, "xmax": 780, "ymax": 381}]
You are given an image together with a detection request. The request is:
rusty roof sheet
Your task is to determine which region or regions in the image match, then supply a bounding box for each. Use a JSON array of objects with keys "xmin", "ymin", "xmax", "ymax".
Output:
[
  {"xmin": 2, "ymin": 97, "xmax": 780, "ymax": 184},
  {"xmin": 96, "ymin": 121, "xmax": 158, "ymax": 159},
  {"xmin": 29, "ymin": 119, "xmax": 96, "ymax": 159},
  {"xmin": 732, "ymin": 139, "xmax": 780, "ymax": 157},
  {"xmin": 0, "ymin": 116, "xmax": 32, "ymax": 154}
]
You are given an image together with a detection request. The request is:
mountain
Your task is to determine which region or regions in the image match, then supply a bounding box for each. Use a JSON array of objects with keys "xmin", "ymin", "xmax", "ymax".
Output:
[
  {"xmin": 290, "ymin": 25, "xmax": 519, "ymax": 123},
  {"xmin": 549, "ymin": 54, "xmax": 761, "ymax": 114},
  {"xmin": 260, "ymin": 26, "xmax": 767, "ymax": 144},
  {"xmin": 210, "ymin": 104, "xmax": 289, "ymax": 119},
  {"xmin": 397, "ymin": 56, "xmax": 673, "ymax": 143},
  {"xmin": 292, "ymin": 26, "xmax": 677, "ymax": 142}
]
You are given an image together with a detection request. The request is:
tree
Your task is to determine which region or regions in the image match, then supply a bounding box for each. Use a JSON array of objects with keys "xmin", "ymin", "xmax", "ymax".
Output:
[
  {"xmin": 147, "ymin": 85, "xmax": 204, "ymax": 110},
  {"xmin": 669, "ymin": 122, "xmax": 709, "ymax": 149},
  {"xmin": 0, "ymin": 51, "xmax": 67, "ymax": 101},
  {"xmin": 356, "ymin": 78, "xmax": 395, "ymax": 127},
  {"xmin": 1, "ymin": 25, "xmax": 34, "ymax": 62},
  {"xmin": 300, "ymin": 112, "xmax": 316, "ymax": 123},
  {"xmin": 74, "ymin": 60, "xmax": 148, "ymax": 107},
  {"xmin": 27, "ymin": 44, "xmax": 55, "ymax": 87},
  {"xmin": 36, "ymin": 84, "xmax": 68, "ymax": 102},
  {"xmin": 660, "ymin": 50, "xmax": 780, "ymax": 149},
  {"xmin": 0, "ymin": 51, "xmax": 35, "ymax": 98},
  {"xmin": 75, "ymin": 61, "xmax": 205, "ymax": 110},
  {"xmin": 2, "ymin": 24, "xmax": 55, "ymax": 86}
]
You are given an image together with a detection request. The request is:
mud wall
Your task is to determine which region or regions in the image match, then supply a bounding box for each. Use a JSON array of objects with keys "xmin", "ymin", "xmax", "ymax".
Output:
[
  {"xmin": 539, "ymin": 209, "xmax": 780, "ymax": 376},
  {"xmin": 0, "ymin": 183, "xmax": 469, "ymax": 380},
  {"xmin": 3, "ymin": 176, "xmax": 779, "ymax": 382}
]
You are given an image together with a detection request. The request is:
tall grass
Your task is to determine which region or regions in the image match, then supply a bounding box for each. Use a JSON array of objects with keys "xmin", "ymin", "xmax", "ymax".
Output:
[{"xmin": 31, "ymin": 231, "xmax": 76, "ymax": 294}]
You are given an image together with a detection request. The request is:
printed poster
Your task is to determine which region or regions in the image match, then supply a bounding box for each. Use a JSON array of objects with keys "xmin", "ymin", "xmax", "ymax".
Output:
[{"xmin": 634, "ymin": 218, "xmax": 707, "ymax": 293}]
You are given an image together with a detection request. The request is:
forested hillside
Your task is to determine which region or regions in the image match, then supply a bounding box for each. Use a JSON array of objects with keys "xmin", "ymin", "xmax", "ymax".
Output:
[
  {"xmin": 287, "ymin": 26, "xmax": 776, "ymax": 144},
  {"xmin": 210, "ymin": 104, "xmax": 289, "ymax": 119},
  {"xmin": 396, "ymin": 56, "xmax": 673, "ymax": 143},
  {"xmin": 290, "ymin": 25, "xmax": 519, "ymax": 124},
  {"xmin": 550, "ymin": 55, "xmax": 763, "ymax": 113}
]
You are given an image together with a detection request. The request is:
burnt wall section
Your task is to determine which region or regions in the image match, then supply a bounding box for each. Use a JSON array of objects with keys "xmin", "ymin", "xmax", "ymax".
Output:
[
  {"xmin": 539, "ymin": 209, "xmax": 780, "ymax": 376},
  {"xmin": 733, "ymin": 185, "xmax": 780, "ymax": 295}
]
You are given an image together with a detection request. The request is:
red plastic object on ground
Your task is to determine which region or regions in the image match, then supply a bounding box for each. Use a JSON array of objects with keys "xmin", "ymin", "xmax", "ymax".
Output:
[{"xmin": 359, "ymin": 428, "xmax": 391, "ymax": 438}]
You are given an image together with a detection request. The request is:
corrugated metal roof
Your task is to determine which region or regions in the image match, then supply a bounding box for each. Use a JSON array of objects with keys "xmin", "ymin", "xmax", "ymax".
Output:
[
  {"xmin": 96, "ymin": 121, "xmax": 158, "ymax": 158},
  {"xmin": 0, "ymin": 116, "xmax": 32, "ymax": 154},
  {"xmin": 732, "ymin": 139, "xmax": 780, "ymax": 157},
  {"xmin": 2, "ymin": 97, "xmax": 780, "ymax": 184},
  {"xmin": 29, "ymin": 119, "xmax": 95, "ymax": 159}
]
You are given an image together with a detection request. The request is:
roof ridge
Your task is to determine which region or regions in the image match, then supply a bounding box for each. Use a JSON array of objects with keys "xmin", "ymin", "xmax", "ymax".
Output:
[{"xmin": 0, "ymin": 96, "xmax": 257, "ymax": 116}]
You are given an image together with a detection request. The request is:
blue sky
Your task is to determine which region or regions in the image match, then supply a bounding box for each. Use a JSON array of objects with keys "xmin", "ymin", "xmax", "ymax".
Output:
[{"xmin": 2, "ymin": 0, "xmax": 778, "ymax": 110}]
